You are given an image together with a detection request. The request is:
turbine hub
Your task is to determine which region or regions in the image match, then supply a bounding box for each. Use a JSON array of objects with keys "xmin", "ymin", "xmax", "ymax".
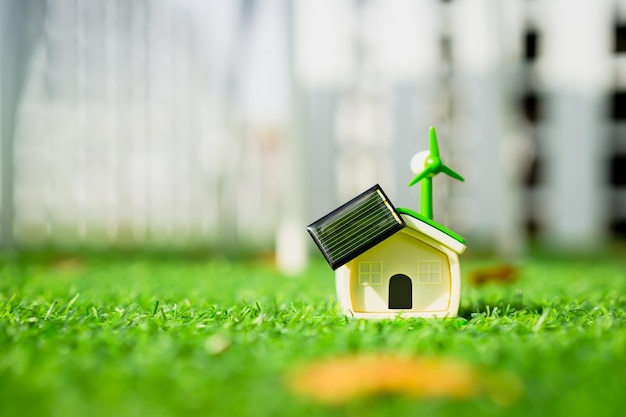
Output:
[
  {"xmin": 426, "ymin": 156, "xmax": 442, "ymax": 171},
  {"xmin": 410, "ymin": 151, "xmax": 430, "ymax": 175}
]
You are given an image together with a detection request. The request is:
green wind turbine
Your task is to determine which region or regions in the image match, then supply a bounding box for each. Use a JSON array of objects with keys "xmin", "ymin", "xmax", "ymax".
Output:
[{"xmin": 408, "ymin": 127, "xmax": 464, "ymax": 220}]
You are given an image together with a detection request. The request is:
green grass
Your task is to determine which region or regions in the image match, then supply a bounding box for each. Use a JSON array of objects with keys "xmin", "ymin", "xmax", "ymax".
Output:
[{"xmin": 1, "ymin": 251, "xmax": 626, "ymax": 417}]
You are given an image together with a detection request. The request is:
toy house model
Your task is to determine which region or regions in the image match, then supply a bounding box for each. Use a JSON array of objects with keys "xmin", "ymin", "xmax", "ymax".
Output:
[{"xmin": 307, "ymin": 127, "xmax": 466, "ymax": 319}]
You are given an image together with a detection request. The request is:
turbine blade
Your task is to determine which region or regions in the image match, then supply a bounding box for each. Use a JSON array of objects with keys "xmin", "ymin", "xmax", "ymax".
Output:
[
  {"xmin": 429, "ymin": 127, "xmax": 440, "ymax": 158},
  {"xmin": 441, "ymin": 165, "xmax": 465, "ymax": 182},
  {"xmin": 408, "ymin": 168, "xmax": 432, "ymax": 186}
]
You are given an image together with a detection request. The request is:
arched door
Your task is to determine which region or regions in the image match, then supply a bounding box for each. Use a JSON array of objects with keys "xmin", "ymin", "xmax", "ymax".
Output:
[{"xmin": 388, "ymin": 274, "xmax": 412, "ymax": 309}]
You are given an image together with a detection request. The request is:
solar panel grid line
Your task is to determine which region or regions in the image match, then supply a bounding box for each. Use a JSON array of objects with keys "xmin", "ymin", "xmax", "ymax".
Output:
[
  {"xmin": 321, "ymin": 195, "xmax": 393, "ymax": 233},
  {"xmin": 322, "ymin": 216, "xmax": 394, "ymax": 255},
  {"xmin": 315, "ymin": 196, "xmax": 379, "ymax": 235},
  {"xmin": 306, "ymin": 184, "xmax": 406, "ymax": 269},
  {"xmin": 315, "ymin": 194, "xmax": 381, "ymax": 237},
  {"xmin": 315, "ymin": 205, "xmax": 385, "ymax": 249},
  {"xmin": 325, "ymin": 226, "xmax": 402, "ymax": 268},
  {"xmin": 319, "ymin": 216, "xmax": 393, "ymax": 259},
  {"xmin": 308, "ymin": 184, "xmax": 383, "ymax": 230},
  {"xmin": 329, "ymin": 213, "xmax": 396, "ymax": 246},
  {"xmin": 320, "ymin": 205, "xmax": 396, "ymax": 251},
  {"xmin": 327, "ymin": 218, "xmax": 398, "ymax": 261},
  {"xmin": 315, "ymin": 205, "xmax": 382, "ymax": 242},
  {"xmin": 319, "ymin": 217, "xmax": 400, "ymax": 263},
  {"xmin": 375, "ymin": 188, "xmax": 403, "ymax": 224},
  {"xmin": 317, "ymin": 199, "xmax": 390, "ymax": 247},
  {"xmin": 323, "ymin": 222, "xmax": 388, "ymax": 259}
]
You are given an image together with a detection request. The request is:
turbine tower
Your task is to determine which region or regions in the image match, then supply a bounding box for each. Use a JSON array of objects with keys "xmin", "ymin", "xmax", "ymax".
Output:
[{"xmin": 408, "ymin": 127, "xmax": 464, "ymax": 220}]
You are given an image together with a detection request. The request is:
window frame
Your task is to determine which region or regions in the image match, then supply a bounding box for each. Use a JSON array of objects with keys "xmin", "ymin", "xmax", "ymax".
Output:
[
  {"xmin": 358, "ymin": 261, "xmax": 383, "ymax": 286},
  {"xmin": 417, "ymin": 260, "xmax": 442, "ymax": 285}
]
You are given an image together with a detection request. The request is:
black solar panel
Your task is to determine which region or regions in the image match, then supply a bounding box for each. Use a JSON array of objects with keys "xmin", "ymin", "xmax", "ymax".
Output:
[{"xmin": 307, "ymin": 185, "xmax": 405, "ymax": 270}]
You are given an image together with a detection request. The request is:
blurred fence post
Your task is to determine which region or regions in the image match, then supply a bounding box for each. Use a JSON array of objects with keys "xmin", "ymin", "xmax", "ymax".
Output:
[
  {"xmin": 0, "ymin": 0, "xmax": 44, "ymax": 251},
  {"xmin": 293, "ymin": 0, "xmax": 352, "ymax": 220},
  {"xmin": 541, "ymin": 0, "xmax": 611, "ymax": 250},
  {"xmin": 450, "ymin": 0, "xmax": 511, "ymax": 250},
  {"xmin": 275, "ymin": 0, "xmax": 308, "ymax": 274},
  {"xmin": 382, "ymin": 0, "xmax": 442, "ymax": 211}
]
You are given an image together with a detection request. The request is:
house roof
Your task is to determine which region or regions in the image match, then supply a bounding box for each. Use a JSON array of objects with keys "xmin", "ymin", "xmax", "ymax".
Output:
[
  {"xmin": 395, "ymin": 207, "xmax": 466, "ymax": 245},
  {"xmin": 307, "ymin": 185, "xmax": 466, "ymax": 270},
  {"xmin": 396, "ymin": 208, "xmax": 466, "ymax": 255}
]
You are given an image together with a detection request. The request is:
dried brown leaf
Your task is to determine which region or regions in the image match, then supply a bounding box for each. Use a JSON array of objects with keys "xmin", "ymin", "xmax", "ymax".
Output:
[
  {"xmin": 288, "ymin": 354, "xmax": 482, "ymax": 404},
  {"xmin": 288, "ymin": 354, "xmax": 523, "ymax": 405},
  {"xmin": 468, "ymin": 265, "xmax": 520, "ymax": 287}
]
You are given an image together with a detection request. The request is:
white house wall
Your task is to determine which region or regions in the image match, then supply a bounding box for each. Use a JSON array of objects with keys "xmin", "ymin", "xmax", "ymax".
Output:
[{"xmin": 346, "ymin": 231, "xmax": 451, "ymax": 313}]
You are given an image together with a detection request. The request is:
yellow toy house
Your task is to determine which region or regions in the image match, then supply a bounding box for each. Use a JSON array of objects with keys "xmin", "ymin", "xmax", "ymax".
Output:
[{"xmin": 307, "ymin": 127, "xmax": 465, "ymax": 319}]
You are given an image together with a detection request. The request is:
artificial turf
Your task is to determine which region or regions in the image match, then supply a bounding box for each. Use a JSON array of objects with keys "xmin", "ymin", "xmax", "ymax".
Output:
[{"xmin": 1, "ymin": 251, "xmax": 626, "ymax": 417}]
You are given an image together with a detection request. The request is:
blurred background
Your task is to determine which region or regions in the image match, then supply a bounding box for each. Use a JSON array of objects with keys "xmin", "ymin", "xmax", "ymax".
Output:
[{"xmin": 1, "ymin": 0, "xmax": 625, "ymax": 272}]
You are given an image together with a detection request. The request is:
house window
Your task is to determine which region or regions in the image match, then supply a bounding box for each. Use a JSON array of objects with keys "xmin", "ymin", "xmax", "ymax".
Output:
[
  {"xmin": 418, "ymin": 261, "xmax": 442, "ymax": 285},
  {"xmin": 358, "ymin": 262, "xmax": 383, "ymax": 286}
]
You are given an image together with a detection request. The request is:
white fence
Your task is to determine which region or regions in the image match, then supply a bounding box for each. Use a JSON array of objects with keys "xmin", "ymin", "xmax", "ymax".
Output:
[{"xmin": 1, "ymin": 0, "xmax": 625, "ymax": 266}]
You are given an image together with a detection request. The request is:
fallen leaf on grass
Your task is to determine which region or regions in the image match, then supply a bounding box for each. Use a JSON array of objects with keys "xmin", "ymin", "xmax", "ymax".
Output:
[
  {"xmin": 468, "ymin": 265, "xmax": 519, "ymax": 287},
  {"xmin": 288, "ymin": 354, "xmax": 522, "ymax": 406},
  {"xmin": 51, "ymin": 256, "xmax": 85, "ymax": 272},
  {"xmin": 203, "ymin": 334, "xmax": 230, "ymax": 355}
]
